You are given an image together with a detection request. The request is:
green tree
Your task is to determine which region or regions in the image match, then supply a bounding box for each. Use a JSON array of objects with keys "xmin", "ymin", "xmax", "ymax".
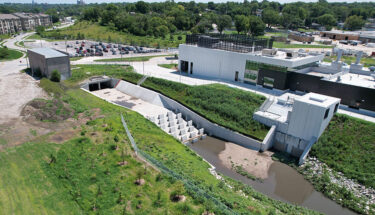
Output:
[
  {"xmin": 50, "ymin": 70, "xmax": 60, "ymax": 82},
  {"xmin": 216, "ymin": 14, "xmax": 232, "ymax": 34},
  {"xmin": 0, "ymin": 47, "xmax": 9, "ymax": 59},
  {"xmin": 46, "ymin": 8, "xmax": 59, "ymax": 23},
  {"xmin": 262, "ymin": 9, "xmax": 279, "ymax": 28},
  {"xmin": 344, "ymin": 15, "xmax": 365, "ymax": 31},
  {"xmin": 35, "ymin": 26, "xmax": 45, "ymax": 35},
  {"xmin": 135, "ymin": 1, "xmax": 150, "ymax": 14},
  {"xmin": 317, "ymin": 14, "xmax": 337, "ymax": 30},
  {"xmin": 234, "ymin": 15, "xmax": 248, "ymax": 34},
  {"xmin": 247, "ymin": 16, "xmax": 266, "ymax": 36}
]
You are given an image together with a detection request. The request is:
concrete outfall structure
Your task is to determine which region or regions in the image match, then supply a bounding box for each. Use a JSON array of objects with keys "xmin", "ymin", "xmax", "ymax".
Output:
[
  {"xmin": 254, "ymin": 93, "xmax": 340, "ymax": 164},
  {"xmin": 28, "ymin": 48, "xmax": 71, "ymax": 80}
]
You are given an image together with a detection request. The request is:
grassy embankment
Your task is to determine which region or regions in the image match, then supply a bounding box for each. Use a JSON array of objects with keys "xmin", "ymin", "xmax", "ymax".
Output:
[
  {"xmin": 0, "ymin": 47, "xmax": 24, "ymax": 61},
  {"xmin": 94, "ymin": 54, "xmax": 174, "ymax": 62},
  {"xmin": 311, "ymin": 114, "xmax": 375, "ymax": 189},
  {"xmin": 0, "ymin": 64, "xmax": 320, "ymax": 214},
  {"xmin": 324, "ymin": 55, "xmax": 375, "ymax": 67},
  {"xmin": 40, "ymin": 21, "xmax": 186, "ymax": 48},
  {"xmin": 158, "ymin": 63, "xmax": 178, "ymax": 69},
  {"xmin": 70, "ymin": 64, "xmax": 268, "ymax": 140}
]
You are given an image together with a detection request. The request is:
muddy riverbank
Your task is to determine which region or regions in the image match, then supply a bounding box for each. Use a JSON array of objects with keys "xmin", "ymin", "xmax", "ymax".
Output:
[{"xmin": 188, "ymin": 136, "xmax": 357, "ymax": 215}]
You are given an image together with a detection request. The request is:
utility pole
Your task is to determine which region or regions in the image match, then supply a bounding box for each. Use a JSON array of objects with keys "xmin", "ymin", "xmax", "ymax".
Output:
[{"xmin": 65, "ymin": 36, "xmax": 67, "ymax": 53}]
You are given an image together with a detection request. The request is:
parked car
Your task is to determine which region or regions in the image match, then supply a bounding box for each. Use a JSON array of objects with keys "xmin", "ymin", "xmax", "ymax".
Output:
[{"xmin": 112, "ymin": 51, "xmax": 117, "ymax": 55}]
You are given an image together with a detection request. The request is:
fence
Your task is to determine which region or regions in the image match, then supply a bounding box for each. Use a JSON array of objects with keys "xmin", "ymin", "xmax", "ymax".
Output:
[{"xmin": 120, "ymin": 114, "xmax": 237, "ymax": 215}]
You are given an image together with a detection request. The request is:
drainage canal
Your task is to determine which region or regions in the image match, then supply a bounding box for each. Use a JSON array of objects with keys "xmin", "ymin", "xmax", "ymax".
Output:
[{"xmin": 189, "ymin": 136, "xmax": 357, "ymax": 215}]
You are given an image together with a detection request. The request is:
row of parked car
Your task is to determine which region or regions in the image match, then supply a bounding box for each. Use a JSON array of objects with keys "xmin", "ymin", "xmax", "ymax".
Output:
[{"xmin": 66, "ymin": 41, "xmax": 162, "ymax": 57}]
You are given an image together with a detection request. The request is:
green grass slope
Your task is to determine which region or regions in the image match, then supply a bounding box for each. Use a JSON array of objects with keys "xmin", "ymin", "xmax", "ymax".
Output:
[{"xmin": 310, "ymin": 114, "xmax": 375, "ymax": 188}]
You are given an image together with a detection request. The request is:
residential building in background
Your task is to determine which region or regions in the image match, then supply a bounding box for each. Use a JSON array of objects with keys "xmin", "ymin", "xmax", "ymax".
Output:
[
  {"xmin": 0, "ymin": 13, "xmax": 51, "ymax": 34},
  {"xmin": 0, "ymin": 14, "xmax": 22, "ymax": 35}
]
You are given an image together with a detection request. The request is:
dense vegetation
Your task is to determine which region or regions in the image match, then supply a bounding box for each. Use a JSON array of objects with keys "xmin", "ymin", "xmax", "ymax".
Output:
[
  {"xmin": 141, "ymin": 78, "xmax": 268, "ymax": 140},
  {"xmin": 39, "ymin": 21, "xmax": 185, "ymax": 48},
  {"xmin": 71, "ymin": 64, "xmax": 268, "ymax": 140},
  {"xmin": 310, "ymin": 114, "xmax": 375, "ymax": 189}
]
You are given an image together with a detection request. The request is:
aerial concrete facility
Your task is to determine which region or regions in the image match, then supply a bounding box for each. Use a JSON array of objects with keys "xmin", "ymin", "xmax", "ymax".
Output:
[
  {"xmin": 28, "ymin": 48, "xmax": 71, "ymax": 80},
  {"xmin": 179, "ymin": 34, "xmax": 324, "ymax": 87}
]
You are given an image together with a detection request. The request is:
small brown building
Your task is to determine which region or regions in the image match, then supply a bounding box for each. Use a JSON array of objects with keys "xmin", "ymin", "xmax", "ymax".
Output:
[{"xmin": 320, "ymin": 31, "xmax": 359, "ymax": 41}]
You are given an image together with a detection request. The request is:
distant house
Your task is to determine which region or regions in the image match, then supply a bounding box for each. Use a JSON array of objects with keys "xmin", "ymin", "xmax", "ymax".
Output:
[
  {"xmin": 28, "ymin": 48, "xmax": 71, "ymax": 80},
  {"xmin": 255, "ymin": 9, "xmax": 263, "ymax": 17}
]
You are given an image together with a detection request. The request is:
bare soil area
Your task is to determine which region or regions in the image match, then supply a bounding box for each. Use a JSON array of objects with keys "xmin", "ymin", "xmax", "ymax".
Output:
[{"xmin": 218, "ymin": 142, "xmax": 274, "ymax": 179}]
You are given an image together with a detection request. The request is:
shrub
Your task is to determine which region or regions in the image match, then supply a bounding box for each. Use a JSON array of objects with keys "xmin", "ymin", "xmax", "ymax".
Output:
[{"xmin": 50, "ymin": 70, "xmax": 61, "ymax": 82}]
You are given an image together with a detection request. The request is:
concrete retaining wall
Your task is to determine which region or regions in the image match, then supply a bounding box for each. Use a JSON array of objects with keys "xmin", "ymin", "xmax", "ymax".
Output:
[
  {"xmin": 116, "ymin": 80, "xmax": 262, "ymax": 150},
  {"xmin": 260, "ymin": 125, "xmax": 276, "ymax": 151}
]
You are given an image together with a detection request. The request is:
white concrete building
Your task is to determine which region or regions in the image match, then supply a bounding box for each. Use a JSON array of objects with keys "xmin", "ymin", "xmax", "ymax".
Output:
[
  {"xmin": 178, "ymin": 36, "xmax": 324, "ymax": 89},
  {"xmin": 254, "ymin": 93, "xmax": 340, "ymax": 157}
]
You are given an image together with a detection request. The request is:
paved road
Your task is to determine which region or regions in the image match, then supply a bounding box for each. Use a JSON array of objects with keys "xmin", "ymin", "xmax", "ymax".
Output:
[{"xmin": 0, "ymin": 33, "xmax": 45, "ymax": 124}]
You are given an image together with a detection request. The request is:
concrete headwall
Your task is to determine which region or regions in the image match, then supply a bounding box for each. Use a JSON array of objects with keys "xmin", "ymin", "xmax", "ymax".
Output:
[
  {"xmin": 115, "ymin": 80, "xmax": 262, "ymax": 150},
  {"xmin": 260, "ymin": 125, "xmax": 276, "ymax": 151}
]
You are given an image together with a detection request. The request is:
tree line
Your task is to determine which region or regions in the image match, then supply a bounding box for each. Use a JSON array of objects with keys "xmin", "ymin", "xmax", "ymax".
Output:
[{"xmin": 1, "ymin": 0, "xmax": 374, "ymax": 37}]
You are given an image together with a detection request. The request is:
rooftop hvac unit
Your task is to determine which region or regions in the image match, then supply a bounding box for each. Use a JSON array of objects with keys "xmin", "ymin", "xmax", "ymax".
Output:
[{"xmin": 262, "ymin": 49, "xmax": 277, "ymax": 56}]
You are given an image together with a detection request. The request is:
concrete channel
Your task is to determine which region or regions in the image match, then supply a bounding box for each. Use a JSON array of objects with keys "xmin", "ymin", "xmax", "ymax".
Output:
[{"xmin": 81, "ymin": 78, "xmax": 357, "ymax": 215}]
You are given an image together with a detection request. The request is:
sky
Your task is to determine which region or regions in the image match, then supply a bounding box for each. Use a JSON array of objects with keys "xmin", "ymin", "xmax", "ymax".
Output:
[{"xmin": 0, "ymin": 0, "xmax": 373, "ymax": 4}]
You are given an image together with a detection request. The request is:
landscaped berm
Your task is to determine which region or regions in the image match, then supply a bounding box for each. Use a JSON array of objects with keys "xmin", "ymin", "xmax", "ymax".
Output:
[{"xmin": 0, "ymin": 64, "xmax": 319, "ymax": 215}]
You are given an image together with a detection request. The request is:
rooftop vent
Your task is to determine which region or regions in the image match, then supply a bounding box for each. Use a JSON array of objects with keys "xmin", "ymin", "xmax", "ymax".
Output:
[
  {"xmin": 286, "ymin": 51, "xmax": 298, "ymax": 59},
  {"xmin": 309, "ymin": 95, "xmax": 326, "ymax": 103}
]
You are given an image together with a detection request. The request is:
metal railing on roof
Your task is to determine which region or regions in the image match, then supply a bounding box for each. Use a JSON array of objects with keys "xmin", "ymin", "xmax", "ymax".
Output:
[{"xmin": 186, "ymin": 34, "xmax": 273, "ymax": 53}]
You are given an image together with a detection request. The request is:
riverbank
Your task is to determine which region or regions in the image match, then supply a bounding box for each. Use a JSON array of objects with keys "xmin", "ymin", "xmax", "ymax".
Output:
[
  {"xmin": 217, "ymin": 141, "xmax": 273, "ymax": 179},
  {"xmin": 274, "ymin": 153, "xmax": 374, "ymax": 215}
]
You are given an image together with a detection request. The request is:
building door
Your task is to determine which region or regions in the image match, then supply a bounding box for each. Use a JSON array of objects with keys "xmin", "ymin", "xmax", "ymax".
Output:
[
  {"xmin": 345, "ymin": 36, "xmax": 349, "ymax": 40},
  {"xmin": 190, "ymin": 62, "xmax": 193, "ymax": 74},
  {"xmin": 333, "ymin": 35, "xmax": 336, "ymax": 40},
  {"xmin": 235, "ymin": 71, "xmax": 239, "ymax": 81},
  {"xmin": 180, "ymin": 60, "xmax": 188, "ymax": 73}
]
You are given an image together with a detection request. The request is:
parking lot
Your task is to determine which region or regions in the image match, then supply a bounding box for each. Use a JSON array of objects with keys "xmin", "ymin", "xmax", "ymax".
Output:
[{"xmin": 25, "ymin": 39, "xmax": 173, "ymax": 59}]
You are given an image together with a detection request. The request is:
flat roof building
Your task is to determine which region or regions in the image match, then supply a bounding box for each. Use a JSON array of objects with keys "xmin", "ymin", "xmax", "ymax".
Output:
[
  {"xmin": 179, "ymin": 34, "xmax": 324, "ymax": 89},
  {"xmin": 28, "ymin": 48, "xmax": 71, "ymax": 80},
  {"xmin": 254, "ymin": 92, "xmax": 340, "ymax": 162}
]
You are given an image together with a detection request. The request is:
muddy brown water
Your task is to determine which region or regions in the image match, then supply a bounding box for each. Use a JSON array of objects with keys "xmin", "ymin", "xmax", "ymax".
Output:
[{"xmin": 189, "ymin": 136, "xmax": 357, "ymax": 215}]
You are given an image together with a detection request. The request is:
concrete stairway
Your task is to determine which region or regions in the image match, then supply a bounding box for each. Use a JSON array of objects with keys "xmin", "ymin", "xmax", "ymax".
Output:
[{"xmin": 147, "ymin": 111, "xmax": 206, "ymax": 144}]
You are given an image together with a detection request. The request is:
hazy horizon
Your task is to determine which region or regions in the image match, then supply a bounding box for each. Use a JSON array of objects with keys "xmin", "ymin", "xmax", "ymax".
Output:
[{"xmin": 1, "ymin": 0, "xmax": 374, "ymax": 4}]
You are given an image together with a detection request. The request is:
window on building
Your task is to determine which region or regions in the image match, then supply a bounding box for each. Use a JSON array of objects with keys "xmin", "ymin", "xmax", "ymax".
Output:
[
  {"xmin": 334, "ymin": 103, "xmax": 339, "ymax": 113},
  {"xmin": 324, "ymin": 108, "xmax": 330, "ymax": 119}
]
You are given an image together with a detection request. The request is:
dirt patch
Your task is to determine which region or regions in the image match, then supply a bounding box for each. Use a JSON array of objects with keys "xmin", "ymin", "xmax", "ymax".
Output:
[
  {"xmin": 218, "ymin": 142, "xmax": 274, "ymax": 179},
  {"xmin": 21, "ymin": 99, "xmax": 74, "ymax": 122},
  {"xmin": 49, "ymin": 129, "xmax": 78, "ymax": 144}
]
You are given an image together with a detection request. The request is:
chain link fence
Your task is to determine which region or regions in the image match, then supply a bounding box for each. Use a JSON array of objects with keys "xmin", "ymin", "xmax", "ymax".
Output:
[{"xmin": 120, "ymin": 113, "xmax": 236, "ymax": 215}]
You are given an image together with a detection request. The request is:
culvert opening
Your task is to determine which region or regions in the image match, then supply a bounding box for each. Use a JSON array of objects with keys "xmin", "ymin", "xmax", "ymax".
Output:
[{"xmin": 88, "ymin": 79, "xmax": 115, "ymax": 92}]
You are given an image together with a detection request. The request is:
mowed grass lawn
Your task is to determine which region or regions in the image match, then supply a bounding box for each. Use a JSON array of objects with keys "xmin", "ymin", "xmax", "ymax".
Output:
[
  {"xmin": 71, "ymin": 65, "xmax": 269, "ymax": 140},
  {"xmin": 94, "ymin": 54, "xmax": 174, "ymax": 62},
  {"xmin": 310, "ymin": 114, "xmax": 375, "ymax": 188},
  {"xmin": 42, "ymin": 21, "xmax": 186, "ymax": 48}
]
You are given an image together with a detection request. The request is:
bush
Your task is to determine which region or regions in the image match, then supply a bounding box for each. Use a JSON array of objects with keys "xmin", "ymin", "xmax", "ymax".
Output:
[{"xmin": 50, "ymin": 70, "xmax": 61, "ymax": 82}]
